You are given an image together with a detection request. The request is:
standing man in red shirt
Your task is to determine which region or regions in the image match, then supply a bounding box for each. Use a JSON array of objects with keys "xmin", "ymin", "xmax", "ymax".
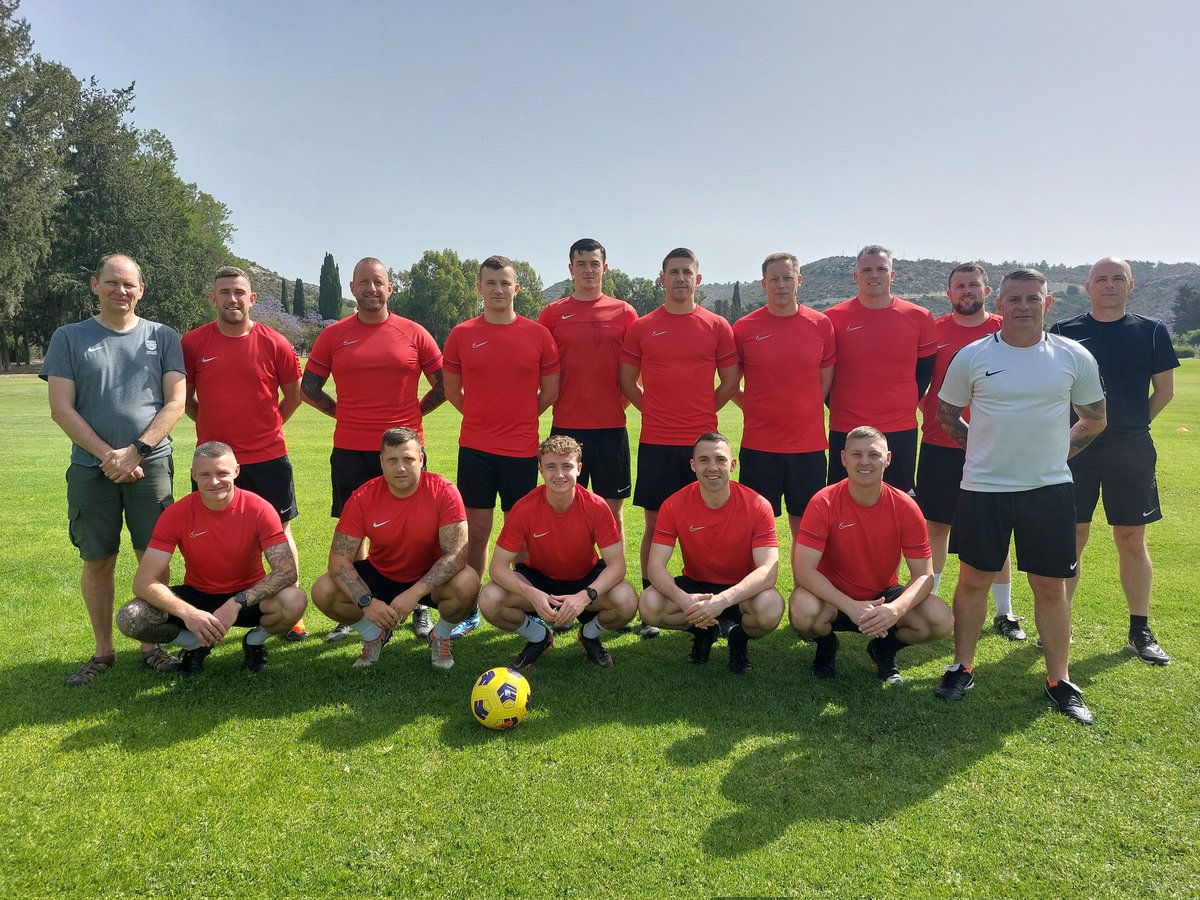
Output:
[
  {"xmin": 443, "ymin": 256, "xmax": 560, "ymax": 579},
  {"xmin": 118, "ymin": 442, "xmax": 308, "ymax": 676},
  {"xmin": 825, "ymin": 245, "xmax": 938, "ymax": 492},
  {"xmin": 479, "ymin": 435, "xmax": 638, "ymax": 669},
  {"xmin": 621, "ymin": 249, "xmax": 740, "ymax": 592},
  {"xmin": 790, "ymin": 426, "xmax": 952, "ymax": 684},
  {"xmin": 733, "ymin": 252, "xmax": 836, "ymax": 545},
  {"xmin": 301, "ymin": 257, "xmax": 445, "ymax": 642},
  {"xmin": 639, "ymin": 433, "xmax": 783, "ymax": 674},
  {"xmin": 914, "ymin": 263, "xmax": 1021, "ymax": 639},
  {"xmin": 183, "ymin": 266, "xmax": 308, "ymax": 638},
  {"xmin": 310, "ymin": 428, "xmax": 480, "ymax": 670}
]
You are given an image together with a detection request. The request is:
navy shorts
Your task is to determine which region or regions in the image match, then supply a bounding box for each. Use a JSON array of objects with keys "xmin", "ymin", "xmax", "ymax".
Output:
[
  {"xmin": 914, "ymin": 443, "xmax": 965, "ymax": 525},
  {"xmin": 456, "ymin": 448, "xmax": 538, "ymax": 512},
  {"xmin": 954, "ymin": 483, "xmax": 1077, "ymax": 578},
  {"xmin": 633, "ymin": 443, "xmax": 696, "ymax": 511},
  {"xmin": 330, "ymin": 448, "xmax": 382, "ymax": 517},
  {"xmin": 1069, "ymin": 435, "xmax": 1161, "ymax": 526},
  {"xmin": 738, "ymin": 448, "xmax": 826, "ymax": 518},
  {"xmin": 353, "ymin": 559, "xmax": 427, "ymax": 605}
]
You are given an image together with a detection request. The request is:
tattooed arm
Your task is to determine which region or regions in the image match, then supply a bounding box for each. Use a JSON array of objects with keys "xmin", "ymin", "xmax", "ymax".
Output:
[
  {"xmin": 389, "ymin": 521, "xmax": 468, "ymax": 615},
  {"xmin": 328, "ymin": 529, "xmax": 369, "ymax": 601},
  {"xmin": 936, "ymin": 400, "xmax": 969, "ymax": 449},
  {"xmin": 1068, "ymin": 397, "xmax": 1107, "ymax": 458},
  {"xmin": 301, "ymin": 370, "xmax": 337, "ymax": 418},
  {"xmin": 230, "ymin": 542, "xmax": 299, "ymax": 608},
  {"xmin": 419, "ymin": 368, "xmax": 446, "ymax": 416}
]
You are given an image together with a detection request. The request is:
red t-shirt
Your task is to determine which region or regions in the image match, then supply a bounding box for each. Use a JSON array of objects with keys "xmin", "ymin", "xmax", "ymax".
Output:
[
  {"xmin": 538, "ymin": 295, "xmax": 637, "ymax": 429},
  {"xmin": 733, "ymin": 304, "xmax": 836, "ymax": 453},
  {"xmin": 183, "ymin": 321, "xmax": 301, "ymax": 464},
  {"xmin": 796, "ymin": 480, "xmax": 931, "ymax": 602},
  {"xmin": 442, "ymin": 316, "xmax": 560, "ymax": 457},
  {"xmin": 336, "ymin": 473, "xmax": 466, "ymax": 584},
  {"xmin": 621, "ymin": 305, "xmax": 738, "ymax": 446},
  {"xmin": 496, "ymin": 484, "xmax": 621, "ymax": 581},
  {"xmin": 653, "ymin": 481, "xmax": 778, "ymax": 586},
  {"xmin": 148, "ymin": 489, "xmax": 287, "ymax": 595},
  {"xmin": 824, "ymin": 297, "xmax": 938, "ymax": 432},
  {"xmin": 920, "ymin": 313, "xmax": 1003, "ymax": 448},
  {"xmin": 305, "ymin": 313, "xmax": 442, "ymax": 450}
]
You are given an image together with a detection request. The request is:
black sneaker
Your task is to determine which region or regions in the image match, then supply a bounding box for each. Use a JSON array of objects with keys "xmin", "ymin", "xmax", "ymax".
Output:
[
  {"xmin": 1128, "ymin": 628, "xmax": 1171, "ymax": 666},
  {"xmin": 411, "ymin": 605, "xmax": 433, "ymax": 641},
  {"xmin": 638, "ymin": 623, "xmax": 660, "ymax": 639},
  {"xmin": 811, "ymin": 633, "xmax": 838, "ymax": 679},
  {"xmin": 934, "ymin": 664, "xmax": 974, "ymax": 701},
  {"xmin": 1045, "ymin": 678, "xmax": 1094, "ymax": 725},
  {"xmin": 992, "ymin": 614, "xmax": 1027, "ymax": 642},
  {"xmin": 242, "ymin": 634, "xmax": 268, "ymax": 673},
  {"xmin": 867, "ymin": 638, "xmax": 903, "ymax": 685},
  {"xmin": 728, "ymin": 629, "xmax": 752, "ymax": 675},
  {"xmin": 511, "ymin": 627, "xmax": 554, "ymax": 669},
  {"xmin": 687, "ymin": 625, "xmax": 718, "ymax": 665},
  {"xmin": 577, "ymin": 630, "xmax": 613, "ymax": 668},
  {"xmin": 179, "ymin": 646, "xmax": 211, "ymax": 676},
  {"xmin": 552, "ymin": 621, "xmax": 576, "ymax": 635}
]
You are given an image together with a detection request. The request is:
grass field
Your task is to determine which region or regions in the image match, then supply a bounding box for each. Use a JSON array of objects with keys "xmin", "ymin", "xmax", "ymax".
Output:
[{"xmin": 2, "ymin": 364, "xmax": 1198, "ymax": 898}]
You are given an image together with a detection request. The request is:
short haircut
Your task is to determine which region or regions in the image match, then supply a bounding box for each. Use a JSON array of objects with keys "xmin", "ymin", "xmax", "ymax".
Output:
[
  {"xmin": 95, "ymin": 253, "xmax": 144, "ymax": 285},
  {"xmin": 761, "ymin": 252, "xmax": 800, "ymax": 276},
  {"xmin": 570, "ymin": 239, "xmax": 606, "ymax": 263},
  {"xmin": 946, "ymin": 262, "xmax": 989, "ymax": 289},
  {"xmin": 845, "ymin": 425, "xmax": 887, "ymax": 446},
  {"xmin": 855, "ymin": 245, "xmax": 894, "ymax": 267},
  {"xmin": 537, "ymin": 434, "xmax": 582, "ymax": 462},
  {"xmin": 354, "ymin": 256, "xmax": 387, "ymax": 275},
  {"xmin": 693, "ymin": 431, "xmax": 731, "ymax": 452},
  {"xmin": 479, "ymin": 255, "xmax": 515, "ymax": 277},
  {"xmin": 213, "ymin": 265, "xmax": 250, "ymax": 284},
  {"xmin": 381, "ymin": 427, "xmax": 421, "ymax": 450},
  {"xmin": 999, "ymin": 267, "xmax": 1047, "ymax": 293},
  {"xmin": 662, "ymin": 248, "xmax": 698, "ymax": 272},
  {"xmin": 193, "ymin": 440, "xmax": 234, "ymax": 462}
]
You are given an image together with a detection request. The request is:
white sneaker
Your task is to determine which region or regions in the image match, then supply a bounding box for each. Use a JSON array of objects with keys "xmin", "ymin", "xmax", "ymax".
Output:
[
  {"xmin": 352, "ymin": 633, "xmax": 386, "ymax": 668},
  {"xmin": 430, "ymin": 635, "xmax": 455, "ymax": 670}
]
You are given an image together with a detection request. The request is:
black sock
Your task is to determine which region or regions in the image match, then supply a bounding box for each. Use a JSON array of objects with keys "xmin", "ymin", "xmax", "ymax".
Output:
[
  {"xmin": 727, "ymin": 623, "xmax": 749, "ymax": 649},
  {"xmin": 875, "ymin": 630, "xmax": 907, "ymax": 655},
  {"xmin": 689, "ymin": 624, "xmax": 716, "ymax": 638},
  {"xmin": 1130, "ymin": 614, "xmax": 1149, "ymax": 636},
  {"xmin": 642, "ymin": 578, "xmax": 651, "ymax": 590}
]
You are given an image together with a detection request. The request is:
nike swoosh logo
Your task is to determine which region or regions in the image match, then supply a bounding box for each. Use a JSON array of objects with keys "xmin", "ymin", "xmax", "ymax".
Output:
[
  {"xmin": 472, "ymin": 341, "xmax": 488, "ymax": 349},
  {"xmin": 533, "ymin": 531, "xmax": 549, "ymax": 538},
  {"xmin": 342, "ymin": 339, "xmax": 359, "ymax": 345},
  {"xmin": 937, "ymin": 344, "xmax": 951, "ymax": 349},
  {"xmin": 87, "ymin": 344, "xmax": 104, "ymax": 353},
  {"xmin": 1142, "ymin": 509, "xmax": 1158, "ymax": 517},
  {"xmin": 838, "ymin": 523, "xmax": 855, "ymax": 529},
  {"xmin": 652, "ymin": 330, "xmax": 668, "ymax": 336},
  {"xmin": 618, "ymin": 485, "xmax": 631, "ymax": 492},
  {"xmin": 984, "ymin": 370, "xmax": 1005, "ymax": 377},
  {"xmin": 688, "ymin": 525, "xmax": 705, "ymax": 532},
  {"xmin": 372, "ymin": 520, "xmax": 391, "ymax": 527},
  {"xmin": 846, "ymin": 325, "xmax": 864, "ymax": 332},
  {"xmin": 189, "ymin": 531, "xmax": 207, "ymax": 538},
  {"xmin": 1069, "ymin": 561, "xmax": 1078, "ymax": 571},
  {"xmin": 560, "ymin": 314, "xmax": 575, "ymax": 319},
  {"xmin": 1074, "ymin": 337, "xmax": 1090, "ymax": 343},
  {"xmin": 201, "ymin": 356, "xmax": 219, "ymax": 363},
  {"xmin": 755, "ymin": 334, "xmax": 771, "ymax": 341}
]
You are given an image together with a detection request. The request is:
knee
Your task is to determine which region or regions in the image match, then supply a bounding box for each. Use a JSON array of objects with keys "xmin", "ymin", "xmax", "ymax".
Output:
[
  {"xmin": 310, "ymin": 574, "xmax": 338, "ymax": 613},
  {"xmin": 478, "ymin": 583, "xmax": 506, "ymax": 621},
  {"xmin": 744, "ymin": 589, "xmax": 784, "ymax": 636},
  {"xmin": 612, "ymin": 581, "xmax": 639, "ymax": 619},
  {"xmin": 787, "ymin": 588, "xmax": 821, "ymax": 634},
  {"xmin": 638, "ymin": 587, "xmax": 666, "ymax": 625},
  {"xmin": 117, "ymin": 599, "xmax": 177, "ymax": 643},
  {"xmin": 280, "ymin": 586, "xmax": 308, "ymax": 622},
  {"xmin": 1112, "ymin": 527, "xmax": 1150, "ymax": 560}
]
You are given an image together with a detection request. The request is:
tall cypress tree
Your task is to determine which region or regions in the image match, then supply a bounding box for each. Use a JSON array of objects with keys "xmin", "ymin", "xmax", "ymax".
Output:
[
  {"xmin": 731, "ymin": 282, "xmax": 742, "ymax": 321},
  {"xmin": 280, "ymin": 275, "xmax": 290, "ymax": 313},
  {"xmin": 318, "ymin": 252, "xmax": 341, "ymax": 320},
  {"xmin": 293, "ymin": 277, "xmax": 305, "ymax": 317}
]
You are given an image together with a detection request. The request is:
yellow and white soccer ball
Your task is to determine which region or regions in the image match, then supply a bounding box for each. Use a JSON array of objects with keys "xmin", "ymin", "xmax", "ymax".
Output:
[{"xmin": 470, "ymin": 667, "xmax": 532, "ymax": 730}]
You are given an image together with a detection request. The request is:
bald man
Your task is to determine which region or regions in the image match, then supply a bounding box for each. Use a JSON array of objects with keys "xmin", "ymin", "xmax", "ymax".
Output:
[{"xmin": 1049, "ymin": 257, "xmax": 1179, "ymax": 666}]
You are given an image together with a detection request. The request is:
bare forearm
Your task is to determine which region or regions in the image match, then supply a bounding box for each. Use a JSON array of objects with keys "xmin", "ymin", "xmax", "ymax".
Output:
[
  {"xmin": 936, "ymin": 400, "xmax": 968, "ymax": 449},
  {"xmin": 419, "ymin": 370, "xmax": 446, "ymax": 416},
  {"xmin": 139, "ymin": 397, "xmax": 185, "ymax": 448},
  {"xmin": 1068, "ymin": 398, "xmax": 1107, "ymax": 458},
  {"xmin": 301, "ymin": 371, "xmax": 337, "ymax": 418},
  {"xmin": 50, "ymin": 405, "xmax": 114, "ymax": 460},
  {"xmin": 722, "ymin": 563, "xmax": 777, "ymax": 608},
  {"xmin": 418, "ymin": 549, "xmax": 465, "ymax": 591},
  {"xmin": 331, "ymin": 556, "xmax": 371, "ymax": 601},
  {"xmin": 236, "ymin": 544, "xmax": 298, "ymax": 606},
  {"xmin": 797, "ymin": 568, "xmax": 861, "ymax": 617}
]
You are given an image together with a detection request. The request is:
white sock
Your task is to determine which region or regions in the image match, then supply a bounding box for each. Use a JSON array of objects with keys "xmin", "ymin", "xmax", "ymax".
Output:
[
  {"xmin": 174, "ymin": 629, "xmax": 202, "ymax": 650},
  {"xmin": 516, "ymin": 615, "xmax": 547, "ymax": 642},
  {"xmin": 992, "ymin": 582, "xmax": 1013, "ymax": 617},
  {"xmin": 581, "ymin": 617, "xmax": 609, "ymax": 640},
  {"xmin": 244, "ymin": 626, "xmax": 269, "ymax": 646},
  {"xmin": 932, "ymin": 571, "xmax": 943, "ymax": 594},
  {"xmin": 353, "ymin": 618, "xmax": 383, "ymax": 641},
  {"xmin": 432, "ymin": 618, "xmax": 454, "ymax": 640}
]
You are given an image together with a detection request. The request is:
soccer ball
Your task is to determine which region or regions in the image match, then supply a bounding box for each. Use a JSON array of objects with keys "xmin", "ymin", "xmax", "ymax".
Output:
[{"xmin": 470, "ymin": 667, "xmax": 532, "ymax": 730}]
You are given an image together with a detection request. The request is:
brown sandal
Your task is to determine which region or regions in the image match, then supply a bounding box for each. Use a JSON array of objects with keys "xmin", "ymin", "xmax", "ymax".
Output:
[
  {"xmin": 65, "ymin": 653, "xmax": 116, "ymax": 686},
  {"xmin": 141, "ymin": 646, "xmax": 181, "ymax": 673}
]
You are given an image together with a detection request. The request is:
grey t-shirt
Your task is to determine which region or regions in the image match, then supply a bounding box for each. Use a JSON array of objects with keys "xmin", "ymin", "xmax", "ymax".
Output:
[{"xmin": 40, "ymin": 316, "xmax": 185, "ymax": 467}]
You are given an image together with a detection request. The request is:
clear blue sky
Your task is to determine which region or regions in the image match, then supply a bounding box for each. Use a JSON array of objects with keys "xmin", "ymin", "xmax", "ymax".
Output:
[{"xmin": 20, "ymin": 0, "xmax": 1200, "ymax": 290}]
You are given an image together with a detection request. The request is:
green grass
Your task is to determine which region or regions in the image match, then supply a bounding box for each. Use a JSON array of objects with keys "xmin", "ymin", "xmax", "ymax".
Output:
[{"xmin": 1, "ymin": 365, "xmax": 1198, "ymax": 897}]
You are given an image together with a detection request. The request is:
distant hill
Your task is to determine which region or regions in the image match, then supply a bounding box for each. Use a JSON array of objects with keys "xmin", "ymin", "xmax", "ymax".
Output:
[{"xmin": 551, "ymin": 257, "xmax": 1200, "ymax": 329}]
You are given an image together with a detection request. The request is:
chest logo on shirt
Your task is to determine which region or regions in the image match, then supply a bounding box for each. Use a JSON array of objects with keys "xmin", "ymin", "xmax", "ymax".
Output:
[
  {"xmin": 87, "ymin": 343, "xmax": 105, "ymax": 353},
  {"xmin": 845, "ymin": 325, "xmax": 864, "ymax": 332},
  {"xmin": 688, "ymin": 525, "xmax": 706, "ymax": 532},
  {"xmin": 652, "ymin": 330, "xmax": 669, "ymax": 337},
  {"xmin": 472, "ymin": 341, "xmax": 488, "ymax": 349},
  {"xmin": 145, "ymin": 338, "xmax": 158, "ymax": 355},
  {"xmin": 984, "ymin": 369, "xmax": 1006, "ymax": 377},
  {"xmin": 937, "ymin": 344, "xmax": 951, "ymax": 350},
  {"xmin": 533, "ymin": 531, "xmax": 550, "ymax": 538},
  {"xmin": 343, "ymin": 339, "xmax": 359, "ymax": 345},
  {"xmin": 755, "ymin": 334, "xmax": 771, "ymax": 341},
  {"xmin": 189, "ymin": 530, "xmax": 208, "ymax": 538},
  {"xmin": 201, "ymin": 356, "xmax": 219, "ymax": 363},
  {"xmin": 837, "ymin": 522, "xmax": 856, "ymax": 529},
  {"xmin": 560, "ymin": 314, "xmax": 575, "ymax": 319},
  {"xmin": 372, "ymin": 519, "xmax": 391, "ymax": 527}
]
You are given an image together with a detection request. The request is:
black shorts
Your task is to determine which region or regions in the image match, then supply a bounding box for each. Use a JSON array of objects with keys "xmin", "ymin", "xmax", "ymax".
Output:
[
  {"xmin": 674, "ymin": 575, "xmax": 742, "ymax": 623},
  {"xmin": 953, "ymin": 484, "xmax": 1076, "ymax": 578},
  {"xmin": 456, "ymin": 448, "xmax": 538, "ymax": 512},
  {"xmin": 550, "ymin": 426, "xmax": 632, "ymax": 499},
  {"xmin": 166, "ymin": 584, "xmax": 263, "ymax": 629},
  {"xmin": 1069, "ymin": 435, "xmax": 1162, "ymax": 526},
  {"xmin": 914, "ymin": 443, "xmax": 965, "ymax": 525},
  {"xmin": 738, "ymin": 448, "xmax": 826, "ymax": 517},
  {"xmin": 828, "ymin": 428, "xmax": 918, "ymax": 493},
  {"xmin": 830, "ymin": 584, "xmax": 905, "ymax": 632},
  {"xmin": 515, "ymin": 561, "xmax": 606, "ymax": 623},
  {"xmin": 633, "ymin": 443, "xmax": 696, "ymax": 511},
  {"xmin": 353, "ymin": 559, "xmax": 429, "ymax": 606},
  {"xmin": 191, "ymin": 456, "xmax": 298, "ymax": 523},
  {"xmin": 330, "ymin": 448, "xmax": 382, "ymax": 517}
]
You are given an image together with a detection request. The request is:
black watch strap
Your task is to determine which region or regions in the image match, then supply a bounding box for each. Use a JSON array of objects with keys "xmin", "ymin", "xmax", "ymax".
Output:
[
  {"xmin": 356, "ymin": 594, "xmax": 373, "ymax": 609},
  {"xmin": 585, "ymin": 586, "xmax": 598, "ymax": 602},
  {"xmin": 132, "ymin": 439, "xmax": 153, "ymax": 456}
]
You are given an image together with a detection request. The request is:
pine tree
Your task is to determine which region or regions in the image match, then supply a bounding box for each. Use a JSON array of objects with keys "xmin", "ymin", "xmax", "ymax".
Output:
[
  {"xmin": 1172, "ymin": 284, "xmax": 1200, "ymax": 333},
  {"xmin": 280, "ymin": 276, "xmax": 290, "ymax": 313},
  {"xmin": 731, "ymin": 282, "xmax": 742, "ymax": 321},
  {"xmin": 293, "ymin": 278, "xmax": 305, "ymax": 317},
  {"xmin": 318, "ymin": 252, "xmax": 342, "ymax": 320}
]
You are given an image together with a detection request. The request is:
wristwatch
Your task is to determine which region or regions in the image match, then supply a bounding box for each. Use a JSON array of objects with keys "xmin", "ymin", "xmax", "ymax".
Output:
[
  {"xmin": 234, "ymin": 593, "xmax": 250, "ymax": 608},
  {"xmin": 131, "ymin": 439, "xmax": 153, "ymax": 456},
  {"xmin": 356, "ymin": 594, "xmax": 373, "ymax": 609},
  {"xmin": 584, "ymin": 586, "xmax": 598, "ymax": 603}
]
